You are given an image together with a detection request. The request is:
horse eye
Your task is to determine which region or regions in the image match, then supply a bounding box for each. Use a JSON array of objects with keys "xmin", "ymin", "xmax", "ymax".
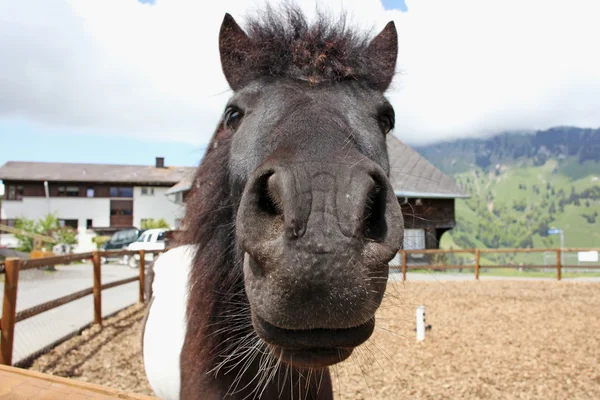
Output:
[
  {"xmin": 378, "ymin": 114, "xmax": 394, "ymax": 134},
  {"xmin": 224, "ymin": 107, "xmax": 243, "ymax": 131}
]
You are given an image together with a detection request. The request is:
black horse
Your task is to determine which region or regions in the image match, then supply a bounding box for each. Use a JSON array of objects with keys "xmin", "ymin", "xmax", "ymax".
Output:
[{"xmin": 143, "ymin": 5, "xmax": 404, "ymax": 399}]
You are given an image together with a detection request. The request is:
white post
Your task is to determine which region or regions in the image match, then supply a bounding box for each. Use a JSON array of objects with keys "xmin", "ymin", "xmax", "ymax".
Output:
[{"xmin": 416, "ymin": 305, "xmax": 426, "ymax": 341}]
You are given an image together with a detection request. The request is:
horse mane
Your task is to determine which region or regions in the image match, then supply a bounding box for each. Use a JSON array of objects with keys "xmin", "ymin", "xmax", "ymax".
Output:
[
  {"xmin": 176, "ymin": 118, "xmax": 250, "ymax": 396},
  {"xmin": 224, "ymin": 3, "xmax": 392, "ymax": 87},
  {"xmin": 178, "ymin": 119, "xmax": 239, "ymax": 279}
]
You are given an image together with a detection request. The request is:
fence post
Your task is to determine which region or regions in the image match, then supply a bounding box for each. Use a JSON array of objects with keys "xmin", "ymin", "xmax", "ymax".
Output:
[
  {"xmin": 556, "ymin": 249, "xmax": 562, "ymax": 281},
  {"xmin": 401, "ymin": 250, "xmax": 407, "ymax": 281},
  {"xmin": 0, "ymin": 258, "xmax": 21, "ymax": 366},
  {"xmin": 475, "ymin": 249, "xmax": 480, "ymax": 280},
  {"xmin": 93, "ymin": 251, "xmax": 102, "ymax": 325},
  {"xmin": 139, "ymin": 250, "xmax": 145, "ymax": 304}
]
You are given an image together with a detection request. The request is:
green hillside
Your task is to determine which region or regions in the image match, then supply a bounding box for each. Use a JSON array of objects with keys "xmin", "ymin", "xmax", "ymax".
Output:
[{"xmin": 415, "ymin": 127, "xmax": 600, "ymax": 266}]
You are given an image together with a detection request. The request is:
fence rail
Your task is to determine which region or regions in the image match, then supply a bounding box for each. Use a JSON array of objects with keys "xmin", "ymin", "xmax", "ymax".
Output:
[
  {"xmin": 0, "ymin": 249, "xmax": 162, "ymax": 366},
  {"xmin": 1, "ymin": 246, "xmax": 598, "ymax": 366},
  {"xmin": 396, "ymin": 247, "xmax": 600, "ymax": 281}
]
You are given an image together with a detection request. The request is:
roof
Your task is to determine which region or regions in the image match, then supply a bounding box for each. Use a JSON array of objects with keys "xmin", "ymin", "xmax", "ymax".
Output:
[
  {"xmin": 0, "ymin": 161, "xmax": 195, "ymax": 185},
  {"xmin": 164, "ymin": 135, "xmax": 469, "ymax": 199},
  {"xmin": 387, "ymin": 135, "xmax": 469, "ymax": 198},
  {"xmin": 165, "ymin": 172, "xmax": 194, "ymax": 195}
]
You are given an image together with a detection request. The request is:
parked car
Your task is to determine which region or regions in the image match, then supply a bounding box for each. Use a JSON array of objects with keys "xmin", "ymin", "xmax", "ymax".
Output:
[
  {"xmin": 100, "ymin": 228, "xmax": 145, "ymax": 264},
  {"xmin": 126, "ymin": 228, "xmax": 167, "ymax": 268}
]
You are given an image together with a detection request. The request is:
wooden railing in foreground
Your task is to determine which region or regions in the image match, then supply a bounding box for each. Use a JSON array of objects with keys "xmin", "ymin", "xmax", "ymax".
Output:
[
  {"xmin": 0, "ymin": 363, "xmax": 158, "ymax": 399},
  {"xmin": 395, "ymin": 247, "xmax": 600, "ymax": 282},
  {"xmin": 0, "ymin": 249, "xmax": 162, "ymax": 366}
]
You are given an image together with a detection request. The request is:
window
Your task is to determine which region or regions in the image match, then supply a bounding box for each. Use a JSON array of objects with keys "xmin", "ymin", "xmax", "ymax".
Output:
[
  {"xmin": 109, "ymin": 186, "xmax": 134, "ymax": 198},
  {"xmin": 59, "ymin": 219, "xmax": 79, "ymax": 229},
  {"xmin": 86, "ymin": 219, "xmax": 93, "ymax": 229},
  {"xmin": 157, "ymin": 231, "xmax": 165, "ymax": 242},
  {"xmin": 174, "ymin": 192, "xmax": 184, "ymax": 203},
  {"xmin": 110, "ymin": 209, "xmax": 133, "ymax": 216},
  {"xmin": 127, "ymin": 230, "xmax": 138, "ymax": 241},
  {"xmin": 86, "ymin": 188, "xmax": 95, "ymax": 198},
  {"xmin": 110, "ymin": 231, "xmax": 124, "ymax": 244},
  {"xmin": 141, "ymin": 187, "xmax": 155, "ymax": 196},
  {"xmin": 404, "ymin": 229, "xmax": 425, "ymax": 250},
  {"xmin": 7, "ymin": 185, "xmax": 23, "ymax": 200},
  {"xmin": 66, "ymin": 186, "xmax": 80, "ymax": 197},
  {"xmin": 57, "ymin": 186, "xmax": 79, "ymax": 197},
  {"xmin": 404, "ymin": 229, "xmax": 425, "ymax": 258},
  {"xmin": 119, "ymin": 187, "xmax": 133, "ymax": 197},
  {"xmin": 1, "ymin": 219, "xmax": 16, "ymax": 227}
]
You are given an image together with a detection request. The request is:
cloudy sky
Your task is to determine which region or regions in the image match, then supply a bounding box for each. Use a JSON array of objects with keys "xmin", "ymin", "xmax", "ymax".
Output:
[{"xmin": 0, "ymin": 0, "xmax": 599, "ymax": 168}]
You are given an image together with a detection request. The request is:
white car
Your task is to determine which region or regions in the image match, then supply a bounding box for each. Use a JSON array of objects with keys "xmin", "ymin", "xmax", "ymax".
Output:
[{"xmin": 126, "ymin": 229, "xmax": 167, "ymax": 267}]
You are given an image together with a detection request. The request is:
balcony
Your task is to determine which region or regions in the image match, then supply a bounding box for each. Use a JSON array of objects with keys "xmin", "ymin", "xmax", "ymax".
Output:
[{"xmin": 110, "ymin": 215, "xmax": 133, "ymax": 227}]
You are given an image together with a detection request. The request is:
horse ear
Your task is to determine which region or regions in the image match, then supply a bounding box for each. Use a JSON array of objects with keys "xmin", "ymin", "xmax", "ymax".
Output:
[
  {"xmin": 366, "ymin": 21, "xmax": 398, "ymax": 91},
  {"xmin": 219, "ymin": 13, "xmax": 253, "ymax": 90}
]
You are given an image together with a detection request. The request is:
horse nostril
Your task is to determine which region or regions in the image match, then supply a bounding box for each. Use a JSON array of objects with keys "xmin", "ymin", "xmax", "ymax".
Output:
[
  {"xmin": 255, "ymin": 173, "xmax": 282, "ymax": 217},
  {"xmin": 363, "ymin": 181, "xmax": 388, "ymax": 242}
]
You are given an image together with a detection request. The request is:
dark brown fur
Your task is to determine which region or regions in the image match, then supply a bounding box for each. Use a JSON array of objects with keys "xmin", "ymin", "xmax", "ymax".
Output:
[
  {"xmin": 219, "ymin": 4, "xmax": 397, "ymax": 90},
  {"xmin": 173, "ymin": 4, "xmax": 401, "ymax": 399}
]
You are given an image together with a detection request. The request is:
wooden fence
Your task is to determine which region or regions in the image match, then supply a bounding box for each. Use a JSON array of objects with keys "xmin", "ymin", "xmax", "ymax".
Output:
[
  {"xmin": 1, "ymin": 246, "xmax": 599, "ymax": 366},
  {"xmin": 0, "ymin": 249, "xmax": 162, "ymax": 366},
  {"xmin": 396, "ymin": 247, "xmax": 600, "ymax": 281}
]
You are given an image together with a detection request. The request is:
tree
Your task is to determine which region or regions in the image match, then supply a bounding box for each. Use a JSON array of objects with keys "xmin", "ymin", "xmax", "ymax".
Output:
[
  {"xmin": 92, "ymin": 235, "xmax": 111, "ymax": 250},
  {"xmin": 141, "ymin": 218, "xmax": 171, "ymax": 230},
  {"xmin": 55, "ymin": 226, "xmax": 78, "ymax": 247},
  {"xmin": 13, "ymin": 217, "xmax": 39, "ymax": 252},
  {"xmin": 13, "ymin": 213, "xmax": 76, "ymax": 253},
  {"xmin": 38, "ymin": 213, "xmax": 60, "ymax": 236}
]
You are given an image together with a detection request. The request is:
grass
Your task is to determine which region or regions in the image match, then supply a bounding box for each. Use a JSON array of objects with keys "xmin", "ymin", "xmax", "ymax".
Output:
[{"xmin": 445, "ymin": 157, "xmax": 600, "ymax": 259}]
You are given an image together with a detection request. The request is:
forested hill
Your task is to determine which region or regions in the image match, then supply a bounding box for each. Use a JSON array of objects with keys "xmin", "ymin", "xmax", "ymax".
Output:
[
  {"xmin": 413, "ymin": 126, "xmax": 600, "ymax": 260},
  {"xmin": 415, "ymin": 127, "xmax": 600, "ymax": 176}
]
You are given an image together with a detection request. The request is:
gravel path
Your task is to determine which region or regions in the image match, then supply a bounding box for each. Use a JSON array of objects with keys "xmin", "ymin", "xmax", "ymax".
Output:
[{"xmin": 28, "ymin": 280, "xmax": 600, "ymax": 399}]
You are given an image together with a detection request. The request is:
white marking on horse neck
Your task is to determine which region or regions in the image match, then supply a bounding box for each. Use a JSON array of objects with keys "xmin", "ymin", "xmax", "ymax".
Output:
[{"xmin": 143, "ymin": 245, "xmax": 195, "ymax": 400}]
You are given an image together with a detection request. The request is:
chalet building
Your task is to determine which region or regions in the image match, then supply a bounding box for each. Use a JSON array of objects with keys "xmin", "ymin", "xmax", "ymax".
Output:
[
  {"xmin": 0, "ymin": 157, "xmax": 194, "ymax": 252},
  {"xmin": 166, "ymin": 135, "xmax": 469, "ymax": 255},
  {"xmin": 386, "ymin": 135, "xmax": 469, "ymax": 251}
]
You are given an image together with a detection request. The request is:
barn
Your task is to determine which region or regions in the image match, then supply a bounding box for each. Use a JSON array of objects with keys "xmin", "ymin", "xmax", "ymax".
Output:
[{"xmin": 166, "ymin": 134, "xmax": 469, "ymax": 253}]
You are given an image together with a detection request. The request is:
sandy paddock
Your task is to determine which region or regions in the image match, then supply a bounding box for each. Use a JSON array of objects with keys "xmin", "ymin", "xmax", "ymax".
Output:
[{"xmin": 29, "ymin": 280, "xmax": 600, "ymax": 399}]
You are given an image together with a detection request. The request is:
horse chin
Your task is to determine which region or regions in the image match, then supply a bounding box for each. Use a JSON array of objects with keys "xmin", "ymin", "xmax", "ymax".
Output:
[{"xmin": 250, "ymin": 311, "xmax": 375, "ymax": 368}]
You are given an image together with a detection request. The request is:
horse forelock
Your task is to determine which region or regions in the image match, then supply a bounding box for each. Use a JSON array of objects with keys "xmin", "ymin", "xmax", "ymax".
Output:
[{"xmin": 226, "ymin": 4, "xmax": 388, "ymax": 87}]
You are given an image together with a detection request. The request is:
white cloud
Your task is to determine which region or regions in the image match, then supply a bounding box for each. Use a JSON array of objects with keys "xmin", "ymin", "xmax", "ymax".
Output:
[
  {"xmin": 0, "ymin": 0, "xmax": 599, "ymax": 146},
  {"xmin": 390, "ymin": 0, "xmax": 600, "ymax": 144}
]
